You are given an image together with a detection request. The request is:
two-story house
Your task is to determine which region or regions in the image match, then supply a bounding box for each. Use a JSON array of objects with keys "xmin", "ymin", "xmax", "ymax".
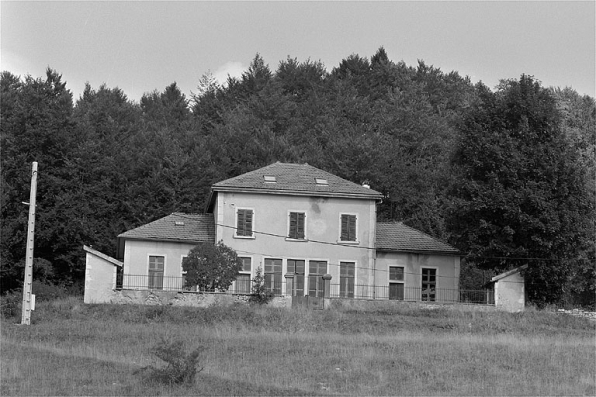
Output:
[{"xmin": 96, "ymin": 162, "xmax": 461, "ymax": 303}]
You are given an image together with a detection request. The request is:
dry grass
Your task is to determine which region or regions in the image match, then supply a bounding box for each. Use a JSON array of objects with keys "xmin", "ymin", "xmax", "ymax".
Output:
[{"xmin": 1, "ymin": 297, "xmax": 594, "ymax": 396}]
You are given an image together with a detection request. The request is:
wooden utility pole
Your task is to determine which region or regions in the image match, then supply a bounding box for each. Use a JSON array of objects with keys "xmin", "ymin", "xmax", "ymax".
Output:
[{"xmin": 21, "ymin": 162, "xmax": 38, "ymax": 325}]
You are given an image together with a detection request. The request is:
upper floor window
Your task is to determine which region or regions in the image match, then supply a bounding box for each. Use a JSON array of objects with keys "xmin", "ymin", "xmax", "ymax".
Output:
[
  {"xmin": 236, "ymin": 209, "xmax": 254, "ymax": 237},
  {"xmin": 288, "ymin": 212, "xmax": 306, "ymax": 240},
  {"xmin": 340, "ymin": 214, "xmax": 357, "ymax": 242}
]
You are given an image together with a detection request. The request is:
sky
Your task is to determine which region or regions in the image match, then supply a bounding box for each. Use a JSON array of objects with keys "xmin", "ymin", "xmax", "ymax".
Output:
[{"xmin": 1, "ymin": 1, "xmax": 594, "ymax": 103}]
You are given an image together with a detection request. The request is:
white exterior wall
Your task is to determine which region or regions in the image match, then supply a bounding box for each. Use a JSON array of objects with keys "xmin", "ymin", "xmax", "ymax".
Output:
[
  {"xmin": 375, "ymin": 252, "xmax": 461, "ymax": 301},
  {"xmin": 215, "ymin": 191, "xmax": 377, "ymax": 294},
  {"xmin": 494, "ymin": 272, "xmax": 525, "ymax": 312},
  {"xmin": 84, "ymin": 251, "xmax": 120, "ymax": 304},
  {"xmin": 123, "ymin": 239, "xmax": 197, "ymax": 278}
]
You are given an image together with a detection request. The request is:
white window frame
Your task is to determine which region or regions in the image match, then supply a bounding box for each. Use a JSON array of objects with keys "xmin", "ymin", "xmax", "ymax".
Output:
[
  {"xmin": 307, "ymin": 258, "xmax": 329, "ymax": 298},
  {"xmin": 421, "ymin": 266, "xmax": 439, "ymax": 302},
  {"xmin": 286, "ymin": 258, "xmax": 306, "ymax": 297},
  {"xmin": 338, "ymin": 213, "xmax": 359, "ymax": 244},
  {"xmin": 339, "ymin": 260, "xmax": 356, "ymax": 298},
  {"xmin": 235, "ymin": 256, "xmax": 253, "ymax": 294},
  {"xmin": 389, "ymin": 265, "xmax": 405, "ymax": 301},
  {"xmin": 264, "ymin": 257, "xmax": 283, "ymax": 295},
  {"xmin": 234, "ymin": 207, "xmax": 255, "ymax": 239},
  {"xmin": 286, "ymin": 210, "xmax": 307, "ymax": 241}
]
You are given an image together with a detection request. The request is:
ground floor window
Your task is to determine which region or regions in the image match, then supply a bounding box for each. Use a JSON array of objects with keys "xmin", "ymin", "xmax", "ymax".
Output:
[
  {"xmin": 339, "ymin": 262, "xmax": 355, "ymax": 298},
  {"xmin": 236, "ymin": 257, "xmax": 252, "ymax": 294},
  {"xmin": 287, "ymin": 259, "xmax": 305, "ymax": 296},
  {"xmin": 389, "ymin": 266, "xmax": 404, "ymax": 300},
  {"xmin": 308, "ymin": 260, "xmax": 327, "ymax": 298},
  {"xmin": 148, "ymin": 256, "xmax": 164, "ymax": 290},
  {"xmin": 265, "ymin": 258, "xmax": 282, "ymax": 295},
  {"xmin": 421, "ymin": 268, "xmax": 436, "ymax": 301}
]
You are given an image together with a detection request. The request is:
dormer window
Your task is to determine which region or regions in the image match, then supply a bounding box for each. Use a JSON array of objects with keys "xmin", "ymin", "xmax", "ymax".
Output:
[
  {"xmin": 175, "ymin": 221, "xmax": 185, "ymax": 226},
  {"xmin": 315, "ymin": 178, "xmax": 328, "ymax": 185},
  {"xmin": 264, "ymin": 175, "xmax": 277, "ymax": 183}
]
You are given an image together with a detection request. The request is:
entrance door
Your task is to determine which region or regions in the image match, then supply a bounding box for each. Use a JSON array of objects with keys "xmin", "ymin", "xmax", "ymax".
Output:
[{"xmin": 148, "ymin": 256, "xmax": 164, "ymax": 290}]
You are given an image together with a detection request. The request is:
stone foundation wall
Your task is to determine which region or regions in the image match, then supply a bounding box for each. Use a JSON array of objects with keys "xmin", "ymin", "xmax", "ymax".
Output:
[
  {"xmin": 106, "ymin": 289, "xmax": 290, "ymax": 308},
  {"xmin": 326, "ymin": 297, "xmax": 498, "ymax": 312}
]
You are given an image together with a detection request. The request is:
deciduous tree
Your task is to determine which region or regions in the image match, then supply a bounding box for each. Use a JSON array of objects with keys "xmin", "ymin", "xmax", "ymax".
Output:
[{"xmin": 182, "ymin": 241, "xmax": 243, "ymax": 292}]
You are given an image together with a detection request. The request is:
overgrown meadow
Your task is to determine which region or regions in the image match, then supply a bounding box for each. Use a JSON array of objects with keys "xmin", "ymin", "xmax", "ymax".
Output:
[{"xmin": 1, "ymin": 297, "xmax": 594, "ymax": 396}]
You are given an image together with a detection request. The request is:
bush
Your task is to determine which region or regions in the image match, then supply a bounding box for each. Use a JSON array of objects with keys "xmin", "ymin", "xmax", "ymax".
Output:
[
  {"xmin": 32, "ymin": 281, "xmax": 69, "ymax": 302},
  {"xmin": 136, "ymin": 338, "xmax": 204, "ymax": 385},
  {"xmin": 248, "ymin": 267, "xmax": 274, "ymax": 305},
  {"xmin": 0, "ymin": 289, "xmax": 22, "ymax": 318}
]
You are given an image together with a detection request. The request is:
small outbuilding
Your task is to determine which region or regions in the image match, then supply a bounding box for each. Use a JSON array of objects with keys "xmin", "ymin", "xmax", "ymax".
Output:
[
  {"xmin": 83, "ymin": 245, "xmax": 122, "ymax": 304},
  {"xmin": 486, "ymin": 265, "xmax": 527, "ymax": 312}
]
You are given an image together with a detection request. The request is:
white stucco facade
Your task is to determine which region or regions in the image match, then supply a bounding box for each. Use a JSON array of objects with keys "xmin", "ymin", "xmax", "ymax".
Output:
[
  {"xmin": 491, "ymin": 268, "xmax": 526, "ymax": 312},
  {"xmin": 83, "ymin": 245, "xmax": 122, "ymax": 304}
]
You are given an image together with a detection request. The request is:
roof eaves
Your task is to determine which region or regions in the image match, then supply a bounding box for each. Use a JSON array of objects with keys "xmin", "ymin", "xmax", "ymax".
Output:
[
  {"xmin": 211, "ymin": 185, "xmax": 383, "ymax": 200},
  {"xmin": 376, "ymin": 247, "xmax": 462, "ymax": 256},
  {"xmin": 119, "ymin": 236, "xmax": 208, "ymax": 244},
  {"xmin": 83, "ymin": 245, "xmax": 123, "ymax": 267},
  {"xmin": 489, "ymin": 265, "xmax": 528, "ymax": 283}
]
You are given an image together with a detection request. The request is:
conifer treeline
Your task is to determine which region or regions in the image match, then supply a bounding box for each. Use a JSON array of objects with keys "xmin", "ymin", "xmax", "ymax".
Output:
[{"xmin": 1, "ymin": 48, "xmax": 594, "ymax": 305}]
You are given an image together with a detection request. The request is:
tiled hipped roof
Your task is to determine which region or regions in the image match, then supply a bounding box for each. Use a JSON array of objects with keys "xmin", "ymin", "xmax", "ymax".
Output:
[
  {"xmin": 212, "ymin": 162, "xmax": 383, "ymax": 199},
  {"xmin": 119, "ymin": 213, "xmax": 459, "ymax": 255},
  {"xmin": 376, "ymin": 222, "xmax": 461, "ymax": 255},
  {"xmin": 118, "ymin": 213, "xmax": 215, "ymax": 243}
]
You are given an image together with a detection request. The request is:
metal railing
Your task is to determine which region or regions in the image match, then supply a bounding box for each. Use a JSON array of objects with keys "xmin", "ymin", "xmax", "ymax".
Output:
[
  {"xmin": 328, "ymin": 284, "xmax": 492, "ymax": 304},
  {"xmin": 120, "ymin": 274, "xmax": 492, "ymax": 304},
  {"xmin": 121, "ymin": 274, "xmax": 257, "ymax": 295}
]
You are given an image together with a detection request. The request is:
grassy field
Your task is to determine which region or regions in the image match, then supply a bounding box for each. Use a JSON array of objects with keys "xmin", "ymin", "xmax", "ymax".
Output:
[{"xmin": 1, "ymin": 297, "xmax": 594, "ymax": 396}]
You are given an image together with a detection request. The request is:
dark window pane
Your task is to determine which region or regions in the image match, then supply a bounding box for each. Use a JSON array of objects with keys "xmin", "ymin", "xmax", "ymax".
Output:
[{"xmin": 389, "ymin": 267, "xmax": 404, "ymax": 281}]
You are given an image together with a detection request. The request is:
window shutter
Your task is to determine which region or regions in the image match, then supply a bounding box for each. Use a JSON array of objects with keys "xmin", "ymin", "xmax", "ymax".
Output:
[
  {"xmin": 296, "ymin": 213, "xmax": 305, "ymax": 239},
  {"xmin": 237, "ymin": 210, "xmax": 245, "ymax": 235},
  {"xmin": 341, "ymin": 214, "xmax": 348, "ymax": 241},
  {"xmin": 348, "ymin": 215, "xmax": 356, "ymax": 240},
  {"xmin": 245, "ymin": 210, "xmax": 253, "ymax": 236},
  {"xmin": 289, "ymin": 212, "xmax": 297, "ymax": 238}
]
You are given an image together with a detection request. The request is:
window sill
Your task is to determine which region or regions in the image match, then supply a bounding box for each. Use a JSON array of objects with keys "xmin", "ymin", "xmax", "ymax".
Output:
[
  {"xmin": 234, "ymin": 235, "xmax": 256, "ymax": 240},
  {"xmin": 285, "ymin": 238, "xmax": 309, "ymax": 242},
  {"xmin": 337, "ymin": 240, "xmax": 359, "ymax": 245}
]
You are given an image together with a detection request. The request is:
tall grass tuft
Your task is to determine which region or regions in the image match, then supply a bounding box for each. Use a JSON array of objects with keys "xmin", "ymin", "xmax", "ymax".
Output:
[{"xmin": 135, "ymin": 338, "xmax": 204, "ymax": 385}]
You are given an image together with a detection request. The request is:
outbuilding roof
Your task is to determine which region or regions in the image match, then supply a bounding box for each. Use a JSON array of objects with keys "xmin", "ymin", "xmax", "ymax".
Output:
[
  {"xmin": 489, "ymin": 265, "xmax": 528, "ymax": 283},
  {"xmin": 211, "ymin": 162, "xmax": 383, "ymax": 200},
  {"xmin": 376, "ymin": 222, "xmax": 461, "ymax": 255},
  {"xmin": 117, "ymin": 213, "xmax": 215, "ymax": 243}
]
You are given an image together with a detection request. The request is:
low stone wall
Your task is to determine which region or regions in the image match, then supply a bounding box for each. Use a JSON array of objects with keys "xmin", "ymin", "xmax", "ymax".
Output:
[
  {"xmin": 107, "ymin": 289, "xmax": 290, "ymax": 308},
  {"xmin": 326, "ymin": 297, "xmax": 498, "ymax": 312}
]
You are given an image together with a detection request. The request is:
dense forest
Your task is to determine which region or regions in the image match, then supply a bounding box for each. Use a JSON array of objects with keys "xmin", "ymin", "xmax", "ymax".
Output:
[{"xmin": 1, "ymin": 48, "xmax": 594, "ymax": 306}]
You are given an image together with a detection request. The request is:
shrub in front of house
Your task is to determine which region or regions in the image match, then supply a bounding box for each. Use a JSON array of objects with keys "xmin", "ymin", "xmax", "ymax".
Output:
[
  {"xmin": 248, "ymin": 267, "xmax": 274, "ymax": 305},
  {"xmin": 135, "ymin": 338, "xmax": 204, "ymax": 385}
]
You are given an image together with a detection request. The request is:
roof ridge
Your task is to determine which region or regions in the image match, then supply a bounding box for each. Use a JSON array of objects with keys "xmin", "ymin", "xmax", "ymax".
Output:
[{"xmin": 212, "ymin": 162, "xmax": 383, "ymax": 199}]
